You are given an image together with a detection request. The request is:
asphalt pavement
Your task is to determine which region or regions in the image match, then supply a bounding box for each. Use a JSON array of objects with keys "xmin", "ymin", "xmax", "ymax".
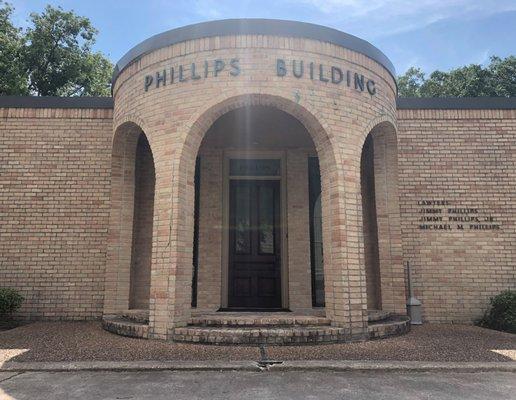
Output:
[{"xmin": 1, "ymin": 370, "xmax": 514, "ymax": 400}]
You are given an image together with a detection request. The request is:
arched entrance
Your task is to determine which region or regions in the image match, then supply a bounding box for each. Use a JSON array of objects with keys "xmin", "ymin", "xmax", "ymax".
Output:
[
  {"xmin": 103, "ymin": 122, "xmax": 155, "ymax": 317},
  {"xmin": 103, "ymin": 103, "xmax": 409, "ymax": 342},
  {"xmin": 361, "ymin": 134, "xmax": 382, "ymax": 310},
  {"xmin": 191, "ymin": 105, "xmax": 322, "ymax": 312},
  {"xmin": 164, "ymin": 93, "xmax": 366, "ymax": 334},
  {"xmin": 360, "ymin": 121, "xmax": 406, "ymax": 314}
]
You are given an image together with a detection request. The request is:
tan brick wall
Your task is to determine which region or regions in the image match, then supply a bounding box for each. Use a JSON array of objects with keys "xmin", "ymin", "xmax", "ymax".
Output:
[
  {"xmin": 112, "ymin": 34, "xmax": 399, "ymax": 339},
  {"xmin": 196, "ymin": 149, "xmax": 223, "ymax": 311},
  {"xmin": 397, "ymin": 109, "xmax": 516, "ymax": 323},
  {"xmin": 0, "ymin": 107, "xmax": 113, "ymax": 319},
  {"xmin": 286, "ymin": 149, "xmax": 313, "ymax": 312}
]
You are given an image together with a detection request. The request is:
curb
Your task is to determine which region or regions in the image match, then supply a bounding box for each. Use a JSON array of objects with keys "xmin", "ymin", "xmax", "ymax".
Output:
[
  {"xmin": 270, "ymin": 361, "xmax": 516, "ymax": 372},
  {"xmin": 0, "ymin": 361, "xmax": 258, "ymax": 372},
  {"xmin": 1, "ymin": 360, "xmax": 516, "ymax": 373}
]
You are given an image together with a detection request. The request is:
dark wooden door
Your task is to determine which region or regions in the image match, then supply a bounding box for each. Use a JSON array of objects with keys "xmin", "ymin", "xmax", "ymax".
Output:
[{"xmin": 228, "ymin": 180, "xmax": 281, "ymax": 309}]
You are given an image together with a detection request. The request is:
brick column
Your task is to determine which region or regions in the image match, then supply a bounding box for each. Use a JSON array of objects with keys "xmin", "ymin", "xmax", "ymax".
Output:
[
  {"xmin": 318, "ymin": 140, "xmax": 368, "ymax": 339},
  {"xmin": 145, "ymin": 150, "xmax": 180, "ymax": 339},
  {"xmin": 286, "ymin": 149, "xmax": 313, "ymax": 311},
  {"xmin": 196, "ymin": 149, "xmax": 223, "ymax": 311},
  {"xmin": 150, "ymin": 139, "xmax": 199, "ymax": 338}
]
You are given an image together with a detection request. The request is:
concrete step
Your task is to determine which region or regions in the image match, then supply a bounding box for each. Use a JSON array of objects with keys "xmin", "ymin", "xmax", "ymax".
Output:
[
  {"xmin": 119, "ymin": 309, "xmax": 149, "ymax": 324},
  {"xmin": 368, "ymin": 315, "xmax": 411, "ymax": 339},
  {"xmin": 189, "ymin": 313, "xmax": 331, "ymax": 328},
  {"xmin": 102, "ymin": 316, "xmax": 149, "ymax": 339},
  {"xmin": 367, "ymin": 309, "xmax": 391, "ymax": 322},
  {"xmin": 101, "ymin": 311, "xmax": 410, "ymax": 343},
  {"xmin": 177, "ymin": 313, "xmax": 410, "ymax": 344},
  {"xmin": 173, "ymin": 325, "xmax": 351, "ymax": 345}
]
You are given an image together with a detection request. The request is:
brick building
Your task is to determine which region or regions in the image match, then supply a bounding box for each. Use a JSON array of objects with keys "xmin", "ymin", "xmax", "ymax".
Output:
[{"xmin": 1, "ymin": 20, "xmax": 515, "ymax": 344}]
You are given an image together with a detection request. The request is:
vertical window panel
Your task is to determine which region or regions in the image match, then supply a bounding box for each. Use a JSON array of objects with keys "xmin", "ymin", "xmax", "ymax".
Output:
[
  {"xmin": 234, "ymin": 183, "xmax": 251, "ymax": 254},
  {"xmin": 258, "ymin": 185, "xmax": 275, "ymax": 254}
]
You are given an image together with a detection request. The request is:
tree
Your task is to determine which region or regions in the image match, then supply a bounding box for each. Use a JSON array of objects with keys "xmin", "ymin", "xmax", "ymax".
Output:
[
  {"xmin": 488, "ymin": 56, "xmax": 516, "ymax": 97},
  {"xmin": 0, "ymin": 2, "xmax": 27, "ymax": 95},
  {"xmin": 396, "ymin": 67, "xmax": 425, "ymax": 97},
  {"xmin": 0, "ymin": 2, "xmax": 113, "ymax": 96},
  {"xmin": 398, "ymin": 56, "xmax": 516, "ymax": 98}
]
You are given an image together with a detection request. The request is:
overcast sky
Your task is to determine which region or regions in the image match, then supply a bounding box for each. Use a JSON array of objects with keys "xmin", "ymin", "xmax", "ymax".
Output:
[{"xmin": 10, "ymin": 0, "xmax": 516, "ymax": 75}]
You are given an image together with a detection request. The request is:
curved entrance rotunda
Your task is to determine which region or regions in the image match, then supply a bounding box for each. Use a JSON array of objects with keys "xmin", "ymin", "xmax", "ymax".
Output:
[{"xmin": 102, "ymin": 19, "xmax": 409, "ymax": 343}]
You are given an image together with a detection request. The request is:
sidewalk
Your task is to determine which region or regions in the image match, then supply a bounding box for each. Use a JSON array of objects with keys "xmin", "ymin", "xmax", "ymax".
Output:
[
  {"xmin": 2, "ymin": 369, "xmax": 515, "ymax": 400},
  {"xmin": 2, "ymin": 360, "xmax": 516, "ymax": 373}
]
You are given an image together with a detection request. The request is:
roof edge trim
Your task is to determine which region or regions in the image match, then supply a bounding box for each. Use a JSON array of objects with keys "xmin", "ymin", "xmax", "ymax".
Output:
[
  {"xmin": 397, "ymin": 97, "xmax": 516, "ymax": 110},
  {"xmin": 0, "ymin": 96, "xmax": 114, "ymax": 109},
  {"xmin": 112, "ymin": 19, "xmax": 396, "ymax": 85}
]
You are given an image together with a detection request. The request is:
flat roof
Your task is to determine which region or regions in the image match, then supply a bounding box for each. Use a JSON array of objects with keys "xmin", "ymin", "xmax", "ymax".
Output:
[
  {"xmin": 397, "ymin": 97, "xmax": 516, "ymax": 110},
  {"xmin": 0, "ymin": 96, "xmax": 114, "ymax": 109},
  {"xmin": 112, "ymin": 19, "xmax": 397, "ymax": 85}
]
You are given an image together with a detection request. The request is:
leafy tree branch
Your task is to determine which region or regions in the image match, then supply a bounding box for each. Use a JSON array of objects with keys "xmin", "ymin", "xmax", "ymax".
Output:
[
  {"xmin": 398, "ymin": 56, "xmax": 516, "ymax": 98},
  {"xmin": 0, "ymin": 1, "xmax": 112, "ymax": 96}
]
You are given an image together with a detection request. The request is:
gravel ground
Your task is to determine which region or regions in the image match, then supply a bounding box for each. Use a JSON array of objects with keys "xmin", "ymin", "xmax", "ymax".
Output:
[
  {"xmin": 0, "ymin": 322, "xmax": 514, "ymax": 363},
  {"xmin": 267, "ymin": 324, "xmax": 516, "ymax": 362},
  {"xmin": 0, "ymin": 322, "xmax": 259, "ymax": 363}
]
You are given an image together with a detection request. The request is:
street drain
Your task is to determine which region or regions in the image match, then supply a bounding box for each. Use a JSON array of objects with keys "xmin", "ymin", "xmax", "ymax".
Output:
[{"xmin": 257, "ymin": 344, "xmax": 283, "ymax": 370}]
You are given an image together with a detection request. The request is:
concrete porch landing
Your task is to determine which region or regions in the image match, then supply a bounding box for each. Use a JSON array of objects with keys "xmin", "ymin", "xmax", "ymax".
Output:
[{"xmin": 189, "ymin": 312, "xmax": 331, "ymax": 327}]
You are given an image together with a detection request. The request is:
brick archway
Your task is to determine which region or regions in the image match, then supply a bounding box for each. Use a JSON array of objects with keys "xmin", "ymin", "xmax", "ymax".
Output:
[
  {"xmin": 152, "ymin": 92, "xmax": 369, "ymax": 339},
  {"xmin": 360, "ymin": 120, "xmax": 406, "ymax": 315},
  {"xmin": 103, "ymin": 121, "xmax": 155, "ymax": 317},
  {"xmin": 180, "ymin": 94, "xmax": 338, "ymax": 163}
]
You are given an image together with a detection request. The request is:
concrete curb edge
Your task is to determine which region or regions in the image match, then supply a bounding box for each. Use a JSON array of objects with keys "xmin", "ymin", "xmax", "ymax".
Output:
[
  {"xmin": 2, "ymin": 360, "xmax": 515, "ymax": 373},
  {"xmin": 270, "ymin": 360, "xmax": 516, "ymax": 372},
  {"xmin": 0, "ymin": 361, "xmax": 258, "ymax": 372}
]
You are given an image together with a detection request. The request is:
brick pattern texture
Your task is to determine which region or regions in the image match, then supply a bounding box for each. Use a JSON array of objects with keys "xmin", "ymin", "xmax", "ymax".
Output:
[
  {"xmin": 397, "ymin": 109, "xmax": 516, "ymax": 323},
  {"xmin": 196, "ymin": 149, "xmax": 223, "ymax": 311},
  {"xmin": 0, "ymin": 108, "xmax": 112, "ymax": 319}
]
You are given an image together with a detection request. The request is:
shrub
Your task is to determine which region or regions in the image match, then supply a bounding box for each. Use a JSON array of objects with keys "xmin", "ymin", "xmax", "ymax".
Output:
[
  {"xmin": 0, "ymin": 288, "xmax": 24, "ymax": 318},
  {"xmin": 477, "ymin": 290, "xmax": 516, "ymax": 334}
]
